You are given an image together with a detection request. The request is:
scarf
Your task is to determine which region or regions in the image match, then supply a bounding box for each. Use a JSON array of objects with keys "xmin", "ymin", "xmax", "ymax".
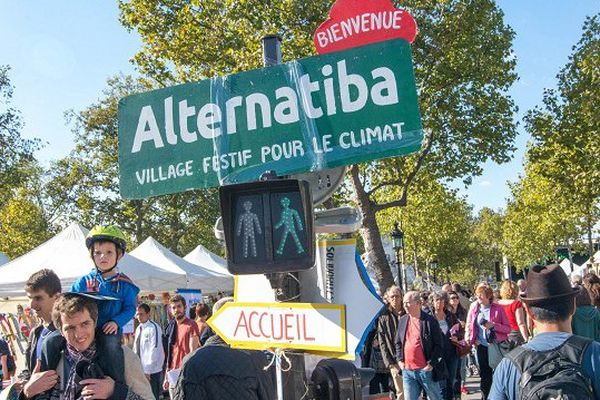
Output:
[{"xmin": 64, "ymin": 342, "xmax": 97, "ymax": 400}]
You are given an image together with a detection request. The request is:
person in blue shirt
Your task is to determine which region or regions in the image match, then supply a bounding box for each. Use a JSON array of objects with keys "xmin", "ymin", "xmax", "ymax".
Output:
[
  {"xmin": 490, "ymin": 264, "xmax": 600, "ymax": 400},
  {"xmin": 42, "ymin": 225, "xmax": 139, "ymax": 386}
]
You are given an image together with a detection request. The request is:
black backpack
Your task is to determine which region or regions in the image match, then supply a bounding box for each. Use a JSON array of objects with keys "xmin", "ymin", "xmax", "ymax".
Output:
[{"xmin": 506, "ymin": 335, "xmax": 594, "ymax": 400}]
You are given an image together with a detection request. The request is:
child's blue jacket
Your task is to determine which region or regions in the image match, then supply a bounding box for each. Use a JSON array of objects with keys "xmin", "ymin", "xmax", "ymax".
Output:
[{"xmin": 70, "ymin": 269, "xmax": 140, "ymax": 328}]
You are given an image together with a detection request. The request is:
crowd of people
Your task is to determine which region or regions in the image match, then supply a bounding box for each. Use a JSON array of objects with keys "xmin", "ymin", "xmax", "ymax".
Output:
[
  {"xmin": 1, "ymin": 223, "xmax": 599, "ymax": 400},
  {"xmin": 363, "ymin": 266, "xmax": 600, "ymax": 400},
  {"xmin": 0, "ymin": 225, "xmax": 274, "ymax": 400}
]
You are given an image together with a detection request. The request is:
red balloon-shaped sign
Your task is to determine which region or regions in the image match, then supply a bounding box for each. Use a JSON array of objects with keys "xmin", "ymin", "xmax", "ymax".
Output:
[{"xmin": 314, "ymin": 0, "xmax": 418, "ymax": 55}]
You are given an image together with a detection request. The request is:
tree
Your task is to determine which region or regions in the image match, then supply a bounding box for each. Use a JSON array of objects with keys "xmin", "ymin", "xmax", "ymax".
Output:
[
  {"xmin": 0, "ymin": 189, "xmax": 53, "ymax": 258},
  {"xmin": 524, "ymin": 14, "xmax": 600, "ymax": 256},
  {"xmin": 0, "ymin": 65, "xmax": 41, "ymax": 205},
  {"xmin": 503, "ymin": 163, "xmax": 582, "ymax": 270},
  {"xmin": 49, "ymin": 75, "xmax": 222, "ymax": 255},
  {"xmin": 119, "ymin": 0, "xmax": 518, "ymax": 289},
  {"xmin": 348, "ymin": 0, "xmax": 518, "ymax": 288},
  {"xmin": 377, "ymin": 174, "xmax": 479, "ymax": 287},
  {"xmin": 472, "ymin": 208, "xmax": 504, "ymax": 268}
]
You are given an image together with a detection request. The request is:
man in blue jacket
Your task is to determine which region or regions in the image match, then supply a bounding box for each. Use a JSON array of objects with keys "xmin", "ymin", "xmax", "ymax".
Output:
[{"xmin": 490, "ymin": 264, "xmax": 600, "ymax": 399}]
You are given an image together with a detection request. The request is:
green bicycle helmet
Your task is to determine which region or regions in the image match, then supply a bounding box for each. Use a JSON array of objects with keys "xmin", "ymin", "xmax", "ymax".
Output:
[{"xmin": 86, "ymin": 225, "xmax": 127, "ymax": 253}]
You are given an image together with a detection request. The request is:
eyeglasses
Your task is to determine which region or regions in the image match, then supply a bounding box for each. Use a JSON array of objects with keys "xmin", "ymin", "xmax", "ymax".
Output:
[{"xmin": 449, "ymin": 296, "xmax": 459, "ymax": 300}]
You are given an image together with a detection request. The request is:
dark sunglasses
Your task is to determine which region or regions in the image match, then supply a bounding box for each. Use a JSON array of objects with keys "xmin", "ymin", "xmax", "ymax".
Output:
[{"xmin": 449, "ymin": 296, "xmax": 459, "ymax": 300}]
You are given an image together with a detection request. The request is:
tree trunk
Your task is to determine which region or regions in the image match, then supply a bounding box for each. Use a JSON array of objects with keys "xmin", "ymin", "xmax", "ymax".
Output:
[
  {"xmin": 349, "ymin": 165, "xmax": 395, "ymax": 291},
  {"xmin": 566, "ymin": 238, "xmax": 573, "ymax": 273},
  {"xmin": 134, "ymin": 200, "xmax": 144, "ymax": 243},
  {"xmin": 586, "ymin": 215, "xmax": 594, "ymax": 261}
]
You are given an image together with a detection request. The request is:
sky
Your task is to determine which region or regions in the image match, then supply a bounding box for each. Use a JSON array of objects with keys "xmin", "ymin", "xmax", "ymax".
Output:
[{"xmin": 1, "ymin": 1, "xmax": 598, "ymax": 213}]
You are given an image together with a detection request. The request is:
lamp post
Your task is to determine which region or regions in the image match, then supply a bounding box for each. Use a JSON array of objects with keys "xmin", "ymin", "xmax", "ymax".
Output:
[
  {"xmin": 430, "ymin": 259, "xmax": 438, "ymax": 286},
  {"xmin": 391, "ymin": 222, "xmax": 404, "ymax": 291}
]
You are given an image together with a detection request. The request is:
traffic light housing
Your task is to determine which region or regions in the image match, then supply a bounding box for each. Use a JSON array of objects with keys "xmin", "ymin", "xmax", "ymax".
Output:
[{"xmin": 219, "ymin": 179, "xmax": 315, "ymax": 275}]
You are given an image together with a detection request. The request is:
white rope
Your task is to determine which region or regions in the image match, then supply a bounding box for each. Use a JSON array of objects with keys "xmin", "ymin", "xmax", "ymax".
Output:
[{"xmin": 263, "ymin": 348, "xmax": 293, "ymax": 372}]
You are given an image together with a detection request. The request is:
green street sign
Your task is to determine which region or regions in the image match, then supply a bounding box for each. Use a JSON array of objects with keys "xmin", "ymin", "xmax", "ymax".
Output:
[{"xmin": 118, "ymin": 39, "xmax": 423, "ymax": 199}]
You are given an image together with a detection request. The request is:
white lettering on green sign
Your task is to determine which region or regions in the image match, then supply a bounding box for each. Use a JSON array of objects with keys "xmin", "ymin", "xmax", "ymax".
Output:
[
  {"xmin": 130, "ymin": 60, "xmax": 398, "ymax": 154},
  {"xmin": 118, "ymin": 39, "xmax": 423, "ymax": 199}
]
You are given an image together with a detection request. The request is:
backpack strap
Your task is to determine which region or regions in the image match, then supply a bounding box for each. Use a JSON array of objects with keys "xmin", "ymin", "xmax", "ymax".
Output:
[
  {"xmin": 506, "ymin": 334, "xmax": 593, "ymax": 391},
  {"xmin": 557, "ymin": 334, "xmax": 592, "ymax": 364}
]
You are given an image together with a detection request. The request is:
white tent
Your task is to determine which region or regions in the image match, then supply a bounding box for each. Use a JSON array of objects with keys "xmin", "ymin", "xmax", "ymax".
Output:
[
  {"xmin": 0, "ymin": 251, "xmax": 8, "ymax": 266},
  {"xmin": 184, "ymin": 244, "xmax": 231, "ymax": 276},
  {"xmin": 0, "ymin": 223, "xmax": 188, "ymax": 296},
  {"xmin": 578, "ymin": 250, "xmax": 600, "ymax": 271},
  {"xmin": 130, "ymin": 237, "xmax": 233, "ymax": 294},
  {"xmin": 559, "ymin": 258, "xmax": 579, "ymax": 276}
]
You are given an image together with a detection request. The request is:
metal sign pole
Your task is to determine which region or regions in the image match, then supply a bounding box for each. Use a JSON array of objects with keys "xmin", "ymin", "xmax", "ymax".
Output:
[
  {"xmin": 275, "ymin": 350, "xmax": 284, "ymax": 400},
  {"xmin": 262, "ymin": 35, "xmax": 307, "ymax": 400}
]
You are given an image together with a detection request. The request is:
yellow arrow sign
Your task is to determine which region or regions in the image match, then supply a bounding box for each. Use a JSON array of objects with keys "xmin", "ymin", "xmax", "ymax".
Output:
[{"xmin": 207, "ymin": 301, "xmax": 346, "ymax": 352}]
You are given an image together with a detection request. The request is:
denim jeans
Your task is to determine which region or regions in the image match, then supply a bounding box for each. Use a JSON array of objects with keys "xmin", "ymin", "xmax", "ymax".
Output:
[
  {"xmin": 441, "ymin": 356, "xmax": 459, "ymax": 400},
  {"xmin": 96, "ymin": 330, "xmax": 125, "ymax": 383},
  {"xmin": 402, "ymin": 368, "xmax": 442, "ymax": 400}
]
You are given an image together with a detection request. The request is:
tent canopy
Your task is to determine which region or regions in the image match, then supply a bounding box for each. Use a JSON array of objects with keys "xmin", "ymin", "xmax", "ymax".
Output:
[
  {"xmin": 0, "ymin": 223, "xmax": 187, "ymax": 296},
  {"xmin": 130, "ymin": 237, "xmax": 233, "ymax": 294},
  {"xmin": 184, "ymin": 244, "xmax": 231, "ymax": 276},
  {"xmin": 559, "ymin": 258, "xmax": 579, "ymax": 276},
  {"xmin": 0, "ymin": 251, "xmax": 9, "ymax": 266}
]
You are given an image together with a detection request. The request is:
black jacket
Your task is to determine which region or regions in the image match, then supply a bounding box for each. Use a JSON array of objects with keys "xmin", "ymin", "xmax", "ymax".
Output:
[
  {"xmin": 376, "ymin": 307, "xmax": 402, "ymax": 369},
  {"xmin": 431, "ymin": 309, "xmax": 463, "ymax": 359},
  {"xmin": 24, "ymin": 323, "xmax": 56, "ymax": 374},
  {"xmin": 395, "ymin": 311, "xmax": 446, "ymax": 381},
  {"xmin": 173, "ymin": 335, "xmax": 275, "ymax": 400},
  {"xmin": 164, "ymin": 318, "xmax": 177, "ymax": 368}
]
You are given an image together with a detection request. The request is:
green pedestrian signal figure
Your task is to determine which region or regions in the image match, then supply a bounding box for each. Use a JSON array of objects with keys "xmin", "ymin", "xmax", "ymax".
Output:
[
  {"xmin": 274, "ymin": 196, "xmax": 305, "ymax": 255},
  {"xmin": 236, "ymin": 200, "xmax": 262, "ymax": 258}
]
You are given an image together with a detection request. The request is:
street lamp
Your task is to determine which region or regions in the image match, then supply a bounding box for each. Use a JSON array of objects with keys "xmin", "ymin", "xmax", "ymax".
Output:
[
  {"xmin": 391, "ymin": 222, "xmax": 404, "ymax": 290},
  {"xmin": 430, "ymin": 259, "xmax": 438, "ymax": 285}
]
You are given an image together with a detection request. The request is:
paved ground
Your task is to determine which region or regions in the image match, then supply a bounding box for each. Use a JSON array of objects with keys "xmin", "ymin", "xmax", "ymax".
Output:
[
  {"xmin": 364, "ymin": 375, "xmax": 482, "ymax": 400},
  {"xmin": 462, "ymin": 375, "xmax": 482, "ymax": 400}
]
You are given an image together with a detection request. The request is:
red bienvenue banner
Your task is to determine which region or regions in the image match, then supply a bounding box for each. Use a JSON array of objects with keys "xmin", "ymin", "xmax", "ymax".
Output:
[{"xmin": 314, "ymin": 0, "xmax": 417, "ymax": 55}]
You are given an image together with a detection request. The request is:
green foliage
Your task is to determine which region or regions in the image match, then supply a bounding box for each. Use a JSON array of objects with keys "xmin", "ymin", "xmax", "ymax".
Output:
[
  {"xmin": 378, "ymin": 175, "xmax": 487, "ymax": 286},
  {"xmin": 118, "ymin": 0, "xmax": 519, "ymax": 289},
  {"xmin": 0, "ymin": 189, "xmax": 53, "ymax": 259},
  {"xmin": 503, "ymin": 163, "xmax": 582, "ymax": 269},
  {"xmin": 48, "ymin": 75, "xmax": 222, "ymax": 256},
  {"xmin": 516, "ymin": 13, "xmax": 600, "ymax": 259},
  {"xmin": 119, "ymin": 0, "xmax": 331, "ymax": 83},
  {"xmin": 0, "ymin": 65, "xmax": 41, "ymax": 206}
]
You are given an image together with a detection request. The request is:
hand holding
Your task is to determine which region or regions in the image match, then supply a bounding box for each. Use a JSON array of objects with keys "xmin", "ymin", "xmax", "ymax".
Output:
[
  {"xmin": 23, "ymin": 360, "xmax": 59, "ymax": 398},
  {"xmin": 102, "ymin": 321, "xmax": 118, "ymax": 335},
  {"xmin": 80, "ymin": 377, "xmax": 115, "ymax": 400}
]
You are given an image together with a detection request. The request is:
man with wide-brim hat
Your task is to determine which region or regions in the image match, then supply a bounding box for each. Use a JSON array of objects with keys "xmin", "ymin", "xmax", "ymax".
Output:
[{"xmin": 490, "ymin": 264, "xmax": 600, "ymax": 399}]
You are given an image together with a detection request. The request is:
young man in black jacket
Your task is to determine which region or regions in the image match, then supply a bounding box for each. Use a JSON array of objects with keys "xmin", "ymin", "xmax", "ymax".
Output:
[
  {"xmin": 20, "ymin": 269, "xmax": 61, "ymax": 399},
  {"xmin": 377, "ymin": 285, "xmax": 405, "ymax": 399},
  {"xmin": 172, "ymin": 298, "xmax": 275, "ymax": 400}
]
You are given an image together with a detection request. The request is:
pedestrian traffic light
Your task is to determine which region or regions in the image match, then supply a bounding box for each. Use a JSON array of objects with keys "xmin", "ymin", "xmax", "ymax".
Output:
[{"xmin": 219, "ymin": 179, "xmax": 315, "ymax": 275}]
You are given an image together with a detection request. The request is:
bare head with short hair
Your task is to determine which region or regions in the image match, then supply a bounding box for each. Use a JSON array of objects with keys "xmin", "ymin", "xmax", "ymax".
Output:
[
  {"xmin": 195, "ymin": 303, "xmax": 211, "ymax": 319},
  {"xmin": 52, "ymin": 293, "xmax": 98, "ymax": 332},
  {"xmin": 169, "ymin": 294, "xmax": 186, "ymax": 308},
  {"xmin": 25, "ymin": 269, "xmax": 61, "ymax": 296}
]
